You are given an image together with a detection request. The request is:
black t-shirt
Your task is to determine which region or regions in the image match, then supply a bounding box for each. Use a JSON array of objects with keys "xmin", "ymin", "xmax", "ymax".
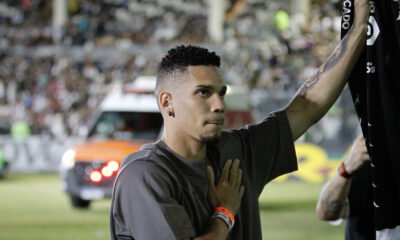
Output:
[{"xmin": 110, "ymin": 110, "xmax": 298, "ymax": 240}]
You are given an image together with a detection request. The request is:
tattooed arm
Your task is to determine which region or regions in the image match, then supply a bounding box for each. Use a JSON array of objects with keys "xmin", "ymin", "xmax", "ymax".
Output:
[
  {"xmin": 316, "ymin": 134, "xmax": 370, "ymax": 220},
  {"xmin": 316, "ymin": 173, "xmax": 351, "ymax": 220},
  {"xmin": 284, "ymin": 0, "xmax": 369, "ymax": 140}
]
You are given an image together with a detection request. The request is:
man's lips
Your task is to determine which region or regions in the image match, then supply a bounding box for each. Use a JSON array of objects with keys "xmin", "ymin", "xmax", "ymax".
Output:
[{"xmin": 205, "ymin": 119, "xmax": 225, "ymax": 125}]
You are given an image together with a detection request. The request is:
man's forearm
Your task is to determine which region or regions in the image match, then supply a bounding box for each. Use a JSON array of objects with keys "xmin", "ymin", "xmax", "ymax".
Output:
[
  {"xmin": 298, "ymin": 24, "xmax": 366, "ymax": 119},
  {"xmin": 316, "ymin": 174, "xmax": 352, "ymax": 221},
  {"xmin": 285, "ymin": 23, "xmax": 368, "ymax": 140}
]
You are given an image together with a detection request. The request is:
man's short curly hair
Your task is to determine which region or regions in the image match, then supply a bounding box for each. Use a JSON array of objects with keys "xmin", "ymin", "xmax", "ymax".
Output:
[{"xmin": 155, "ymin": 45, "xmax": 221, "ymax": 96}]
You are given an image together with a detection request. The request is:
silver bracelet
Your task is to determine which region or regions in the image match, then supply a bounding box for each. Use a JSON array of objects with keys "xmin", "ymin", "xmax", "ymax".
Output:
[{"xmin": 211, "ymin": 212, "xmax": 234, "ymax": 231}]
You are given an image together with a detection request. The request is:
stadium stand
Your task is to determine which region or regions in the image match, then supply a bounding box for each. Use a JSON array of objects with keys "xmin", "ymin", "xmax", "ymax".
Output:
[{"xmin": 0, "ymin": 0, "xmax": 358, "ymax": 148}]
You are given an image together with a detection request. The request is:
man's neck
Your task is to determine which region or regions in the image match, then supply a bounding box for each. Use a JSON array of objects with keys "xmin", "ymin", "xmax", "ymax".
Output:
[{"xmin": 161, "ymin": 131, "xmax": 206, "ymax": 162}]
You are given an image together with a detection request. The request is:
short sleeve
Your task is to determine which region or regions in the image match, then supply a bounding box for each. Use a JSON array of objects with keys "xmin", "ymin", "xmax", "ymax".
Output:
[
  {"xmin": 218, "ymin": 110, "xmax": 297, "ymax": 195},
  {"xmin": 111, "ymin": 160, "xmax": 196, "ymax": 240}
]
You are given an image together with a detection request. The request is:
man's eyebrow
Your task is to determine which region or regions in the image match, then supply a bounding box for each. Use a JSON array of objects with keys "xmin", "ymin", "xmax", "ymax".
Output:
[
  {"xmin": 195, "ymin": 85, "xmax": 227, "ymax": 91},
  {"xmin": 195, "ymin": 85, "xmax": 214, "ymax": 89}
]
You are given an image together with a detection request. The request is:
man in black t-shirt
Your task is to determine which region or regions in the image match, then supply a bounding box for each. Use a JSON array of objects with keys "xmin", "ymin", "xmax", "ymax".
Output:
[{"xmin": 110, "ymin": 1, "xmax": 370, "ymax": 239}]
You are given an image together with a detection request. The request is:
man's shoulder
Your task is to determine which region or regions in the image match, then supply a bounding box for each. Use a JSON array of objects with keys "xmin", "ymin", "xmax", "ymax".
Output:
[
  {"xmin": 115, "ymin": 143, "xmax": 177, "ymax": 194},
  {"xmin": 122, "ymin": 143, "xmax": 156, "ymax": 166},
  {"xmin": 118, "ymin": 143, "xmax": 164, "ymax": 178}
]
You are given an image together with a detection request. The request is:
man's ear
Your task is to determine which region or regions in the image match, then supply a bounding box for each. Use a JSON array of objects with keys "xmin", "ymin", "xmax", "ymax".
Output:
[{"xmin": 159, "ymin": 91, "xmax": 173, "ymax": 114}]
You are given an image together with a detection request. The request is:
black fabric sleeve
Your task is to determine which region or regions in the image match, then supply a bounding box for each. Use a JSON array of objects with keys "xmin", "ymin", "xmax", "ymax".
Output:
[
  {"xmin": 218, "ymin": 110, "xmax": 298, "ymax": 195},
  {"xmin": 111, "ymin": 159, "xmax": 196, "ymax": 240}
]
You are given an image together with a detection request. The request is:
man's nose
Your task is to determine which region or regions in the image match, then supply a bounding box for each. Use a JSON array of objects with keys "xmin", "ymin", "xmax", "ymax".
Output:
[{"xmin": 210, "ymin": 94, "xmax": 226, "ymax": 113}]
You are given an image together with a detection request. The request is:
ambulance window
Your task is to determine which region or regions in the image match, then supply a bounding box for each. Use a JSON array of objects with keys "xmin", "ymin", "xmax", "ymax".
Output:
[{"xmin": 89, "ymin": 111, "xmax": 163, "ymax": 140}]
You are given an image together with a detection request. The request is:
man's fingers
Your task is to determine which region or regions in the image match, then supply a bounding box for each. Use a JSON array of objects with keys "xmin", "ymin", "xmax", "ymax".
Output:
[
  {"xmin": 229, "ymin": 159, "xmax": 240, "ymax": 185},
  {"xmin": 359, "ymin": 142, "xmax": 370, "ymax": 159},
  {"xmin": 360, "ymin": 141, "xmax": 367, "ymax": 149},
  {"xmin": 239, "ymin": 186, "xmax": 245, "ymax": 199},
  {"xmin": 235, "ymin": 169, "xmax": 243, "ymax": 189},
  {"xmin": 356, "ymin": 133, "xmax": 364, "ymax": 142},
  {"xmin": 219, "ymin": 159, "xmax": 232, "ymax": 184},
  {"xmin": 361, "ymin": 145, "xmax": 369, "ymax": 154},
  {"xmin": 362, "ymin": 153, "xmax": 371, "ymax": 161}
]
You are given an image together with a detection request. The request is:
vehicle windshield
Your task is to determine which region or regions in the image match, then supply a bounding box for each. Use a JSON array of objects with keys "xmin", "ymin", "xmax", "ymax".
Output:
[{"xmin": 88, "ymin": 111, "xmax": 163, "ymax": 140}]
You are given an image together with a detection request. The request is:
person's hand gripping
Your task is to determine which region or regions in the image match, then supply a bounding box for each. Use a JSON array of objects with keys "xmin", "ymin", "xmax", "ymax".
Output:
[{"xmin": 344, "ymin": 134, "xmax": 371, "ymax": 174}]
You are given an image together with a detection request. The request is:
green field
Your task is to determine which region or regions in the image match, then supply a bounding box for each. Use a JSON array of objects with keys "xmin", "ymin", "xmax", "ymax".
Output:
[{"xmin": 0, "ymin": 174, "xmax": 344, "ymax": 240}]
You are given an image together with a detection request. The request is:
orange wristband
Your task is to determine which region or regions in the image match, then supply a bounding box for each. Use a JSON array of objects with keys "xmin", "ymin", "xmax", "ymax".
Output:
[
  {"xmin": 338, "ymin": 162, "xmax": 352, "ymax": 179},
  {"xmin": 215, "ymin": 207, "xmax": 234, "ymax": 224}
]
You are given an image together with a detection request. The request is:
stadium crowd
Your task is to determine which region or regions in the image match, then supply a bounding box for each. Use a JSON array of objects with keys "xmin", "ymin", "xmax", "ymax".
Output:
[{"xmin": 0, "ymin": 0, "xmax": 358, "ymax": 146}]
